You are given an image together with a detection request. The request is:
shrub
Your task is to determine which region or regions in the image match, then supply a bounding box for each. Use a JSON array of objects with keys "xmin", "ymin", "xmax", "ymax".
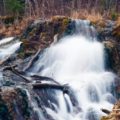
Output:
[{"xmin": 5, "ymin": 0, "xmax": 25, "ymax": 17}]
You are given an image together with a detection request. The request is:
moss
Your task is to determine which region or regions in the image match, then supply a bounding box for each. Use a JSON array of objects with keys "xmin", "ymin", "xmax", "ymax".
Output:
[
  {"xmin": 29, "ymin": 28, "xmax": 37, "ymax": 36},
  {"xmin": 40, "ymin": 32, "xmax": 47, "ymax": 38},
  {"xmin": 62, "ymin": 18, "xmax": 70, "ymax": 26},
  {"xmin": 18, "ymin": 16, "xmax": 73, "ymax": 58},
  {"xmin": 51, "ymin": 16, "xmax": 67, "ymax": 22}
]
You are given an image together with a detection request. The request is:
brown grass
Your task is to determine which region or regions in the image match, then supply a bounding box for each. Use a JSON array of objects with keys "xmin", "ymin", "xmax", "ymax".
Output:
[
  {"xmin": 70, "ymin": 9, "xmax": 120, "ymax": 27},
  {"xmin": 0, "ymin": 17, "xmax": 34, "ymax": 37},
  {"xmin": 116, "ymin": 17, "xmax": 120, "ymax": 26},
  {"xmin": 0, "ymin": 9, "xmax": 120, "ymax": 38},
  {"xmin": 71, "ymin": 9, "xmax": 104, "ymax": 24}
]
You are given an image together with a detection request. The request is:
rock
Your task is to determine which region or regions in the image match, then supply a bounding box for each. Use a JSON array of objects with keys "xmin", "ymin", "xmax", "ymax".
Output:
[
  {"xmin": 103, "ymin": 41, "xmax": 120, "ymax": 76},
  {"xmin": 18, "ymin": 16, "xmax": 75, "ymax": 58},
  {"xmin": 112, "ymin": 25, "xmax": 120, "ymax": 40},
  {"xmin": 0, "ymin": 87, "xmax": 32, "ymax": 120}
]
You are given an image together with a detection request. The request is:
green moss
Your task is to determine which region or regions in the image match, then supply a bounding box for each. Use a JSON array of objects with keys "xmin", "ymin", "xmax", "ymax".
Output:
[{"xmin": 62, "ymin": 18, "xmax": 70, "ymax": 26}]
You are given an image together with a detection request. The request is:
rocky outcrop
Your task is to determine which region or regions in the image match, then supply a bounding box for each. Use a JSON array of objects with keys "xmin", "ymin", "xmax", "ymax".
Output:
[
  {"xmin": 0, "ymin": 87, "xmax": 31, "ymax": 120},
  {"xmin": 18, "ymin": 16, "xmax": 75, "ymax": 58},
  {"xmin": 92, "ymin": 20, "xmax": 120, "ymax": 77},
  {"xmin": 96, "ymin": 21, "xmax": 120, "ymax": 120}
]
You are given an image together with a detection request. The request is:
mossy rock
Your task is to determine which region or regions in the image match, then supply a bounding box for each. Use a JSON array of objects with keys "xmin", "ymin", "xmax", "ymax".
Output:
[
  {"xmin": 18, "ymin": 16, "xmax": 75, "ymax": 58},
  {"xmin": 0, "ymin": 87, "xmax": 32, "ymax": 120}
]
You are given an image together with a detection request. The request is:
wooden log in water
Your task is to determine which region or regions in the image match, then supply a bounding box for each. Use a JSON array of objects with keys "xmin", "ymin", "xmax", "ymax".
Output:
[
  {"xmin": 101, "ymin": 108, "xmax": 111, "ymax": 115},
  {"xmin": 3, "ymin": 65, "xmax": 62, "ymax": 85},
  {"xmin": 32, "ymin": 83, "xmax": 69, "ymax": 94},
  {"xmin": 23, "ymin": 48, "xmax": 42, "ymax": 71},
  {"xmin": 3, "ymin": 65, "xmax": 31, "ymax": 83},
  {"xmin": 31, "ymin": 75, "xmax": 60, "ymax": 85}
]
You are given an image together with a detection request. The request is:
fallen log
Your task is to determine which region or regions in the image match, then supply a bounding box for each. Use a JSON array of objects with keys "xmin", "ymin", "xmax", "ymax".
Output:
[
  {"xmin": 23, "ymin": 48, "xmax": 42, "ymax": 72},
  {"xmin": 31, "ymin": 75, "xmax": 60, "ymax": 85},
  {"xmin": 3, "ymin": 65, "xmax": 17, "ymax": 71},
  {"xmin": 3, "ymin": 65, "xmax": 31, "ymax": 83},
  {"xmin": 32, "ymin": 83, "xmax": 69, "ymax": 94},
  {"xmin": 101, "ymin": 108, "xmax": 111, "ymax": 115},
  {"xmin": 3, "ymin": 65, "xmax": 61, "ymax": 85}
]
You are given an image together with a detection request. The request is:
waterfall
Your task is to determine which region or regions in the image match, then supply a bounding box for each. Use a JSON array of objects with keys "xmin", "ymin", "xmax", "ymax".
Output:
[
  {"xmin": 30, "ymin": 20, "xmax": 116, "ymax": 120},
  {"xmin": 0, "ymin": 20, "xmax": 116, "ymax": 120}
]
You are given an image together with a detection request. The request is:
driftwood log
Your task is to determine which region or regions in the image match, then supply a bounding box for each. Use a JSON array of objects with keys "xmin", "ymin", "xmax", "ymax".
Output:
[
  {"xmin": 31, "ymin": 75, "xmax": 61, "ymax": 85},
  {"xmin": 23, "ymin": 48, "xmax": 42, "ymax": 72},
  {"xmin": 3, "ymin": 65, "xmax": 61, "ymax": 84},
  {"xmin": 32, "ymin": 83, "xmax": 69, "ymax": 94},
  {"xmin": 3, "ymin": 65, "xmax": 31, "ymax": 83},
  {"xmin": 101, "ymin": 108, "xmax": 111, "ymax": 115},
  {"xmin": 3, "ymin": 65, "xmax": 69, "ymax": 93}
]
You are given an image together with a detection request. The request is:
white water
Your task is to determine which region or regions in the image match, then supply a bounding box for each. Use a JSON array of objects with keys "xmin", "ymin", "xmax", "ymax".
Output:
[
  {"xmin": 0, "ymin": 37, "xmax": 21, "ymax": 61},
  {"xmin": 0, "ymin": 37, "xmax": 22, "ymax": 86},
  {"xmin": 30, "ymin": 20, "xmax": 116, "ymax": 120}
]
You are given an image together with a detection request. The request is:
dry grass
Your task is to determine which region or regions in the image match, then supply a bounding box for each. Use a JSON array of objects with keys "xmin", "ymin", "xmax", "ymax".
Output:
[
  {"xmin": 71, "ymin": 9, "xmax": 103, "ymax": 22},
  {"xmin": 116, "ymin": 17, "xmax": 120, "ymax": 26},
  {"xmin": 0, "ymin": 9, "xmax": 120, "ymax": 37},
  {"xmin": 0, "ymin": 17, "xmax": 34, "ymax": 37},
  {"xmin": 70, "ymin": 9, "xmax": 117, "ymax": 27}
]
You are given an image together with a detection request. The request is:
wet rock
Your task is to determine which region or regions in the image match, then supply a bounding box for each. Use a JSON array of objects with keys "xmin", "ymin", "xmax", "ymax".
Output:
[
  {"xmin": 112, "ymin": 25, "xmax": 120, "ymax": 40},
  {"xmin": 103, "ymin": 41, "xmax": 120, "ymax": 75},
  {"xmin": 86, "ymin": 108, "xmax": 99, "ymax": 120},
  {"xmin": 87, "ymin": 86, "xmax": 100, "ymax": 102},
  {"xmin": 0, "ymin": 94, "xmax": 12, "ymax": 120},
  {"xmin": 0, "ymin": 87, "xmax": 32, "ymax": 120}
]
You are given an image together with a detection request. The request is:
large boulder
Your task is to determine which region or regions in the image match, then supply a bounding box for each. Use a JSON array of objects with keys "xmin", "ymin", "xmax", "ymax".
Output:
[
  {"xmin": 0, "ymin": 87, "xmax": 32, "ymax": 120},
  {"xmin": 18, "ymin": 16, "xmax": 75, "ymax": 58}
]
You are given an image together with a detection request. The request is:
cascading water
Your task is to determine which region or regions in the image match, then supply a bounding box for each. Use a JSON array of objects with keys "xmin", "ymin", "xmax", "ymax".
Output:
[
  {"xmin": 0, "ymin": 37, "xmax": 21, "ymax": 61},
  {"xmin": 0, "ymin": 37, "xmax": 21, "ymax": 85},
  {"xmin": 30, "ymin": 20, "xmax": 116, "ymax": 120}
]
